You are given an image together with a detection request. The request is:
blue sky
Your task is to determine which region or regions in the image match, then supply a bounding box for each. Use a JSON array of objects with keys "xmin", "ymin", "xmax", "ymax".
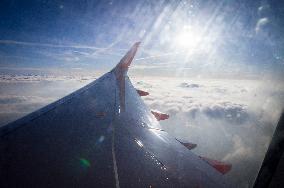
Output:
[{"xmin": 0, "ymin": 0, "xmax": 283, "ymax": 77}]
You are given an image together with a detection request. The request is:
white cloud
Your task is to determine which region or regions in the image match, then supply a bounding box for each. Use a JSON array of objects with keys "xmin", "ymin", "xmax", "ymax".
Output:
[
  {"xmin": 0, "ymin": 40, "xmax": 104, "ymax": 50},
  {"xmin": 0, "ymin": 74, "xmax": 97, "ymax": 83},
  {"xmin": 0, "ymin": 40, "xmax": 128, "ymax": 63},
  {"xmin": 223, "ymin": 135, "xmax": 253, "ymax": 161}
]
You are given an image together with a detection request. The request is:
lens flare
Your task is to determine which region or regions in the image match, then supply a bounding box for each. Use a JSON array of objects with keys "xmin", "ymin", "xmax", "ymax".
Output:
[{"xmin": 79, "ymin": 158, "xmax": 91, "ymax": 168}]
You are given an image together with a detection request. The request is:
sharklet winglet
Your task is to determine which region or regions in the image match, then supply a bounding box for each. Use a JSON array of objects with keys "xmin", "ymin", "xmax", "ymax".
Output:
[
  {"xmin": 113, "ymin": 42, "xmax": 141, "ymax": 112},
  {"xmin": 113, "ymin": 42, "xmax": 141, "ymax": 75}
]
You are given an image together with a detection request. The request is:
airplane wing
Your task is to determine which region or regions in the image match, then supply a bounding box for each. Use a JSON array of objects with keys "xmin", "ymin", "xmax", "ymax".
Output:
[{"xmin": 0, "ymin": 42, "xmax": 232, "ymax": 188}]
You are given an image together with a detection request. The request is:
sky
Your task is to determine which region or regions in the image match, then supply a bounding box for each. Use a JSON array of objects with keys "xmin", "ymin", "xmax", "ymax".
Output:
[
  {"xmin": 0, "ymin": 0, "xmax": 284, "ymax": 77},
  {"xmin": 0, "ymin": 0, "xmax": 284, "ymax": 187}
]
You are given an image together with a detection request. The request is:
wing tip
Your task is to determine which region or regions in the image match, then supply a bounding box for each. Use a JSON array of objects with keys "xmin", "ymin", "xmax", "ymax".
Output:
[{"xmin": 114, "ymin": 41, "xmax": 141, "ymax": 73}]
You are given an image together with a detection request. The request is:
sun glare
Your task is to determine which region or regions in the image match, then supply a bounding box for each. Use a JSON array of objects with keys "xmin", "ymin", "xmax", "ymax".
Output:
[{"xmin": 175, "ymin": 27, "xmax": 203, "ymax": 49}]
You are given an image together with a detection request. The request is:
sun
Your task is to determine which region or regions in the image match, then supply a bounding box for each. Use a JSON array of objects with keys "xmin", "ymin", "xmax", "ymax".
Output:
[{"xmin": 175, "ymin": 27, "xmax": 203, "ymax": 49}]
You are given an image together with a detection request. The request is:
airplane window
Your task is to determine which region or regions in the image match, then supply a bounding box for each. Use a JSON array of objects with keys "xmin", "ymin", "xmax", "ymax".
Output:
[{"xmin": 0, "ymin": 0, "xmax": 283, "ymax": 187}]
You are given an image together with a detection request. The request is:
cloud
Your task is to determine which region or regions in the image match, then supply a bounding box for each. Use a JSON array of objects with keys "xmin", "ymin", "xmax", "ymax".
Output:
[
  {"xmin": 223, "ymin": 135, "xmax": 253, "ymax": 162},
  {"xmin": 0, "ymin": 74, "xmax": 97, "ymax": 83},
  {"xmin": 0, "ymin": 94, "xmax": 56, "ymax": 126},
  {"xmin": 179, "ymin": 82, "xmax": 200, "ymax": 88},
  {"xmin": 0, "ymin": 76, "xmax": 94, "ymax": 125},
  {"xmin": 0, "ymin": 40, "xmax": 128, "ymax": 63},
  {"xmin": 0, "ymin": 40, "xmax": 104, "ymax": 50},
  {"xmin": 0, "ymin": 95, "xmax": 55, "ymax": 113}
]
